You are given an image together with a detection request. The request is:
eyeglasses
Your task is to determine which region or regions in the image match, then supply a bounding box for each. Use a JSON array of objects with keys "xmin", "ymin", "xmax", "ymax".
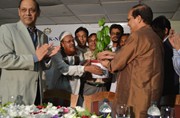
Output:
[{"xmin": 19, "ymin": 8, "xmax": 37, "ymax": 14}]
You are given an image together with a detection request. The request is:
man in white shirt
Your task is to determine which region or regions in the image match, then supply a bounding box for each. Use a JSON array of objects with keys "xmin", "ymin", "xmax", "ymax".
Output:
[
  {"xmin": 108, "ymin": 24, "xmax": 124, "ymax": 92},
  {"xmin": 51, "ymin": 31, "xmax": 103, "ymax": 96}
]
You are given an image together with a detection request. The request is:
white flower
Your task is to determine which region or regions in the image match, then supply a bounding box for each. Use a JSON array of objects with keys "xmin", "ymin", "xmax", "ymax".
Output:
[
  {"xmin": 63, "ymin": 107, "xmax": 76, "ymax": 118},
  {"xmin": 91, "ymin": 114, "xmax": 99, "ymax": 118},
  {"xmin": 75, "ymin": 106, "xmax": 85, "ymax": 112},
  {"xmin": 0, "ymin": 102, "xmax": 103, "ymax": 118}
]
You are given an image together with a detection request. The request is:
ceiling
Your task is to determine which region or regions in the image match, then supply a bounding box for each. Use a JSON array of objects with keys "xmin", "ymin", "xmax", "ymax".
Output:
[{"xmin": 0, "ymin": 0, "xmax": 179, "ymax": 25}]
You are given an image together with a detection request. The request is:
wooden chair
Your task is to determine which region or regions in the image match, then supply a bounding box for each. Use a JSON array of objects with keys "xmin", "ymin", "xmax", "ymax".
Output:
[
  {"xmin": 43, "ymin": 89, "xmax": 79, "ymax": 108},
  {"xmin": 84, "ymin": 91, "xmax": 115, "ymax": 115},
  {"xmin": 175, "ymin": 94, "xmax": 180, "ymax": 118},
  {"xmin": 175, "ymin": 94, "xmax": 180, "ymax": 105},
  {"xmin": 160, "ymin": 95, "xmax": 176, "ymax": 107}
]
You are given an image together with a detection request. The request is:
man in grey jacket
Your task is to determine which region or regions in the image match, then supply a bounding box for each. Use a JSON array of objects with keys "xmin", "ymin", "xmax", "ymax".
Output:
[{"xmin": 0, "ymin": 0, "xmax": 59, "ymax": 105}]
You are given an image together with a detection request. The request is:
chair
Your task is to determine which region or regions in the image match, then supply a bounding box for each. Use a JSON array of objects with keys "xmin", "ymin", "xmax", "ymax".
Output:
[
  {"xmin": 175, "ymin": 94, "xmax": 180, "ymax": 105},
  {"xmin": 43, "ymin": 89, "xmax": 79, "ymax": 108},
  {"xmin": 160, "ymin": 95, "xmax": 176, "ymax": 107},
  {"xmin": 84, "ymin": 91, "xmax": 115, "ymax": 115},
  {"xmin": 175, "ymin": 94, "xmax": 180, "ymax": 118}
]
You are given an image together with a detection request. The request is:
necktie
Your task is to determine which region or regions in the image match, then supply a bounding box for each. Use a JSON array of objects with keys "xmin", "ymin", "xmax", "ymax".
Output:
[{"xmin": 28, "ymin": 27, "xmax": 37, "ymax": 47}]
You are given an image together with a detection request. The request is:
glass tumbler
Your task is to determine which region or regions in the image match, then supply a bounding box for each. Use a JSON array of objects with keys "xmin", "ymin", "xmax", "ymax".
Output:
[
  {"xmin": 161, "ymin": 106, "xmax": 175, "ymax": 118},
  {"xmin": 115, "ymin": 104, "xmax": 127, "ymax": 118},
  {"xmin": 0, "ymin": 96, "xmax": 2, "ymax": 106},
  {"xmin": 8, "ymin": 95, "xmax": 16, "ymax": 103}
]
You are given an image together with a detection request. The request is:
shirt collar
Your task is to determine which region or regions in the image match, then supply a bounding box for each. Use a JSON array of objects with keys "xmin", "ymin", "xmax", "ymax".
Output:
[
  {"xmin": 163, "ymin": 36, "xmax": 168, "ymax": 43},
  {"xmin": 27, "ymin": 27, "xmax": 37, "ymax": 32}
]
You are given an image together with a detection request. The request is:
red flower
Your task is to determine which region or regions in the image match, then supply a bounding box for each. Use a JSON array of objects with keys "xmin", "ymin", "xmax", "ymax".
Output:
[
  {"xmin": 63, "ymin": 108, "xmax": 69, "ymax": 113},
  {"xmin": 57, "ymin": 105, "xmax": 61, "ymax": 109},
  {"xmin": 36, "ymin": 105, "xmax": 45, "ymax": 109}
]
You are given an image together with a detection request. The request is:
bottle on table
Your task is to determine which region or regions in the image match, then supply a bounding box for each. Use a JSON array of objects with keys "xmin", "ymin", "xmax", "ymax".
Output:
[
  {"xmin": 99, "ymin": 98, "xmax": 112, "ymax": 118},
  {"xmin": 14, "ymin": 95, "xmax": 25, "ymax": 106},
  {"xmin": 126, "ymin": 106, "xmax": 131, "ymax": 118},
  {"xmin": 147, "ymin": 101, "xmax": 161, "ymax": 118}
]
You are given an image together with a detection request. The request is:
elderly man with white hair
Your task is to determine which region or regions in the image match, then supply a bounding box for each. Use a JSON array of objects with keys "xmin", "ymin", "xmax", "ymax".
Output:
[{"xmin": 50, "ymin": 31, "xmax": 103, "ymax": 101}]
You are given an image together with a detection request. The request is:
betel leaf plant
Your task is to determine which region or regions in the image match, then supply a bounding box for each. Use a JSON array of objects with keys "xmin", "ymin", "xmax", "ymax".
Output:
[{"xmin": 95, "ymin": 18, "xmax": 111, "ymax": 56}]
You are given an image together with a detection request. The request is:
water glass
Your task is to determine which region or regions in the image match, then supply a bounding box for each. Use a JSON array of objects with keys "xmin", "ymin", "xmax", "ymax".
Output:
[
  {"xmin": 8, "ymin": 95, "xmax": 16, "ymax": 103},
  {"xmin": 161, "ymin": 106, "xmax": 175, "ymax": 118},
  {"xmin": 115, "ymin": 104, "xmax": 127, "ymax": 118},
  {"xmin": 0, "ymin": 96, "xmax": 2, "ymax": 106}
]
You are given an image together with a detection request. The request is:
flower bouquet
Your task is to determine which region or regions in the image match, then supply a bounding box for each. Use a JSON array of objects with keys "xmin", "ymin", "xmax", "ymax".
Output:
[{"xmin": 0, "ymin": 102, "xmax": 104, "ymax": 118}]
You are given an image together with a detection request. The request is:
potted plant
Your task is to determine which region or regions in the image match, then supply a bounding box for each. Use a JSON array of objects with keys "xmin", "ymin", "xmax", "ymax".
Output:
[
  {"xmin": 95, "ymin": 18, "xmax": 111, "ymax": 53},
  {"xmin": 91, "ymin": 18, "xmax": 111, "ymax": 78}
]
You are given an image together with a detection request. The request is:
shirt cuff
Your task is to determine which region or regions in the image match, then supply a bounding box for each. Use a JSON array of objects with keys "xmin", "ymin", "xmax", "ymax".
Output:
[
  {"xmin": 33, "ymin": 55, "xmax": 39, "ymax": 63},
  {"xmin": 178, "ymin": 49, "xmax": 180, "ymax": 55},
  {"xmin": 45, "ymin": 59, "xmax": 51, "ymax": 68},
  {"xmin": 81, "ymin": 66, "xmax": 85, "ymax": 73}
]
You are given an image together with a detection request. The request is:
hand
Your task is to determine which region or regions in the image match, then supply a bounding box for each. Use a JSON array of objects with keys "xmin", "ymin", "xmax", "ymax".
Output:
[
  {"xmin": 168, "ymin": 29, "xmax": 175, "ymax": 48},
  {"xmin": 169, "ymin": 30, "xmax": 180, "ymax": 50},
  {"xmin": 46, "ymin": 46, "xmax": 60, "ymax": 57},
  {"xmin": 99, "ymin": 59, "xmax": 110, "ymax": 68},
  {"xmin": 81, "ymin": 60, "xmax": 91, "ymax": 66},
  {"xmin": 97, "ymin": 50, "xmax": 115, "ymax": 61},
  {"xmin": 84, "ymin": 65, "xmax": 103, "ymax": 75},
  {"xmin": 36, "ymin": 44, "xmax": 51, "ymax": 61}
]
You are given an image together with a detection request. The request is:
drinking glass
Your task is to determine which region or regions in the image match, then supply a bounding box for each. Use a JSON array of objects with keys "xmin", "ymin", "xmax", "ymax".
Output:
[
  {"xmin": 161, "ymin": 106, "xmax": 175, "ymax": 118},
  {"xmin": 8, "ymin": 95, "xmax": 16, "ymax": 103},
  {"xmin": 115, "ymin": 104, "xmax": 127, "ymax": 118},
  {"xmin": 0, "ymin": 96, "xmax": 2, "ymax": 106}
]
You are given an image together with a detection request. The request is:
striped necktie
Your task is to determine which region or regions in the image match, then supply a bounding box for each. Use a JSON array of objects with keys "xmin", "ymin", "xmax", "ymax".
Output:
[{"xmin": 28, "ymin": 27, "xmax": 37, "ymax": 47}]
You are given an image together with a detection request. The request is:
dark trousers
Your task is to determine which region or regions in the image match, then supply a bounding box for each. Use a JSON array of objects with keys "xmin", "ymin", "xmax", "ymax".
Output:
[{"xmin": 34, "ymin": 79, "xmax": 41, "ymax": 105}]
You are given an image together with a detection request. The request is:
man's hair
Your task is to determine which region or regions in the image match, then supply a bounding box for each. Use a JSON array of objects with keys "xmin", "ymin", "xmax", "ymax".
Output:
[
  {"xmin": 18, "ymin": 0, "xmax": 41, "ymax": 14},
  {"xmin": 88, "ymin": 33, "xmax": 97, "ymax": 42},
  {"xmin": 151, "ymin": 15, "xmax": 171, "ymax": 39},
  {"xmin": 131, "ymin": 4, "xmax": 153, "ymax": 25},
  {"xmin": 75, "ymin": 27, "xmax": 89, "ymax": 37},
  {"xmin": 109, "ymin": 24, "xmax": 124, "ymax": 36}
]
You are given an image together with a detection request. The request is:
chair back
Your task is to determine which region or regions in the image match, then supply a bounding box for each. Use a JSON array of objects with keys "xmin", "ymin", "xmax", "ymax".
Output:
[
  {"xmin": 43, "ymin": 89, "xmax": 79, "ymax": 108},
  {"xmin": 175, "ymin": 94, "xmax": 180, "ymax": 118},
  {"xmin": 175, "ymin": 94, "xmax": 180, "ymax": 105},
  {"xmin": 84, "ymin": 91, "xmax": 115, "ymax": 115}
]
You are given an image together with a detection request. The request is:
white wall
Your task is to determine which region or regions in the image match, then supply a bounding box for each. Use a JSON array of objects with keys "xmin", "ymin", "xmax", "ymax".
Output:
[{"xmin": 170, "ymin": 21, "xmax": 180, "ymax": 32}]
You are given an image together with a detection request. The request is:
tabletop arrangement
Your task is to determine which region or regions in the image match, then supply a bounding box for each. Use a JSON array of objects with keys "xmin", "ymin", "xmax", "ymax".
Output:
[{"xmin": 0, "ymin": 102, "xmax": 109, "ymax": 118}]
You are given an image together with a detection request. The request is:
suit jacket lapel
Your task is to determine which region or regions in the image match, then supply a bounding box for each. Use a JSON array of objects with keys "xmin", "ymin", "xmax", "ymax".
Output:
[
  {"xmin": 17, "ymin": 21, "xmax": 36, "ymax": 52},
  {"xmin": 37, "ymin": 30, "xmax": 49, "ymax": 47}
]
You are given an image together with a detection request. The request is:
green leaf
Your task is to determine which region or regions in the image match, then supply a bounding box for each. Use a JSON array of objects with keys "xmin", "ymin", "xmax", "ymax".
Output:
[
  {"xmin": 97, "ymin": 31, "xmax": 102, "ymax": 41},
  {"xmin": 96, "ymin": 18, "xmax": 111, "ymax": 54},
  {"xmin": 96, "ymin": 41, "xmax": 105, "ymax": 52},
  {"xmin": 103, "ymin": 25, "xmax": 110, "ymax": 36},
  {"xmin": 0, "ymin": 107, "xmax": 6, "ymax": 115},
  {"xmin": 75, "ymin": 108, "xmax": 91, "ymax": 117},
  {"xmin": 98, "ymin": 18, "xmax": 105, "ymax": 27},
  {"xmin": 104, "ymin": 35, "xmax": 110, "ymax": 46},
  {"xmin": 3, "ymin": 102, "xmax": 12, "ymax": 107},
  {"xmin": 106, "ymin": 113, "xmax": 112, "ymax": 118}
]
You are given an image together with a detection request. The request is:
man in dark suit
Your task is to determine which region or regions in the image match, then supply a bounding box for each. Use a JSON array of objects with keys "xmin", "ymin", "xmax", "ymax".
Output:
[{"xmin": 152, "ymin": 15, "xmax": 179, "ymax": 106}]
